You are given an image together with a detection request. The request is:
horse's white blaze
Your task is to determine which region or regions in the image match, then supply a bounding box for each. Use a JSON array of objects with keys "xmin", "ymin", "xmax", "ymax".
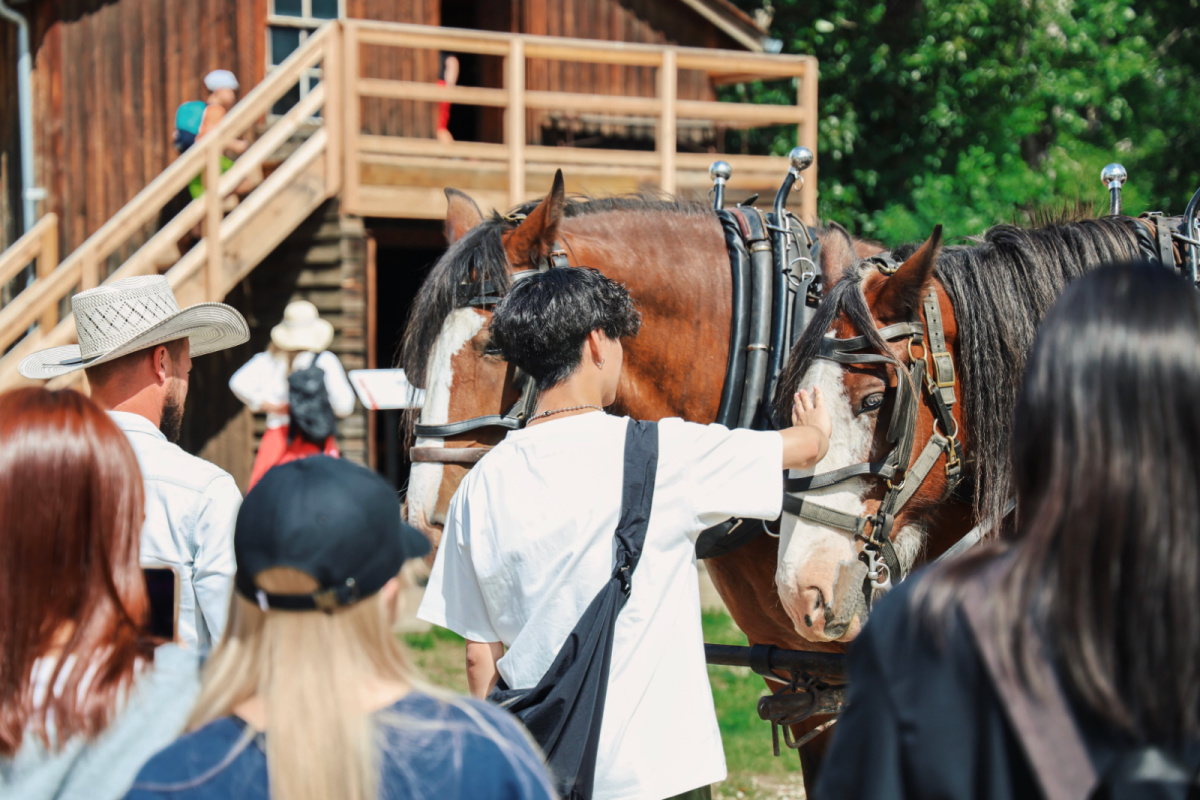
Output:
[
  {"xmin": 776, "ymin": 352, "xmax": 875, "ymax": 637},
  {"xmin": 407, "ymin": 309, "xmax": 485, "ymax": 528}
]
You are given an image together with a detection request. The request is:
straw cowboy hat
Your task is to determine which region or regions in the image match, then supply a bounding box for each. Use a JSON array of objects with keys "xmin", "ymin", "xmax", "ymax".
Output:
[
  {"xmin": 270, "ymin": 300, "xmax": 334, "ymax": 353},
  {"xmin": 18, "ymin": 275, "xmax": 249, "ymax": 380}
]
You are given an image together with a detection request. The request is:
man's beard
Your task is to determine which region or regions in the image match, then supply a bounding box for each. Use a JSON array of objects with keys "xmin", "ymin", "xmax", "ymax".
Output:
[{"xmin": 160, "ymin": 387, "xmax": 185, "ymax": 444}]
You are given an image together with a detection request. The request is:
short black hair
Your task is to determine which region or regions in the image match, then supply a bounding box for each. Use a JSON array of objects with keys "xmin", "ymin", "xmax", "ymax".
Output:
[{"xmin": 489, "ymin": 268, "xmax": 641, "ymax": 389}]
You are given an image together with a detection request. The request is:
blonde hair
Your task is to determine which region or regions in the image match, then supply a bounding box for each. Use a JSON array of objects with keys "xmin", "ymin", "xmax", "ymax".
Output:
[
  {"xmin": 188, "ymin": 569, "xmax": 423, "ymax": 800},
  {"xmin": 190, "ymin": 569, "xmax": 554, "ymax": 800}
]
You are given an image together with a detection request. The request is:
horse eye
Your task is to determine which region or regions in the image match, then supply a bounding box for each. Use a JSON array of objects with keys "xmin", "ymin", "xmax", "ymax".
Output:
[
  {"xmin": 482, "ymin": 341, "xmax": 503, "ymax": 357},
  {"xmin": 858, "ymin": 393, "xmax": 885, "ymax": 415}
]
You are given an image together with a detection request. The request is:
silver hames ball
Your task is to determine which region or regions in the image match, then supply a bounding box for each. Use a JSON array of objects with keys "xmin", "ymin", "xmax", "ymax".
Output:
[
  {"xmin": 1101, "ymin": 163, "xmax": 1127, "ymax": 188},
  {"xmin": 709, "ymin": 161, "xmax": 733, "ymax": 182},
  {"xmin": 789, "ymin": 147, "xmax": 815, "ymax": 173}
]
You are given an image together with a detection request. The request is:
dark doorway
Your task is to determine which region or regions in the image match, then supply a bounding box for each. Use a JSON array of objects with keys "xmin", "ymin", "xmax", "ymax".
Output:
[{"xmin": 367, "ymin": 219, "xmax": 448, "ymax": 490}]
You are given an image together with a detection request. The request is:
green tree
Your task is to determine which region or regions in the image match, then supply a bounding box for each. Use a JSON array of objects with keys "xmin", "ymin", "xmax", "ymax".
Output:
[{"xmin": 726, "ymin": 0, "xmax": 1200, "ymax": 243}]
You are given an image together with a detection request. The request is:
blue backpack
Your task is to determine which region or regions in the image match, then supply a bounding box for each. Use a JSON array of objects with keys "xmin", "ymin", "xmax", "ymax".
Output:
[{"xmin": 173, "ymin": 101, "xmax": 207, "ymax": 153}]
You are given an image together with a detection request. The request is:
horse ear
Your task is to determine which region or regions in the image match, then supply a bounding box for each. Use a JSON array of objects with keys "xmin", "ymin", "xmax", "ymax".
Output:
[
  {"xmin": 874, "ymin": 225, "xmax": 944, "ymax": 320},
  {"xmin": 445, "ymin": 189, "xmax": 483, "ymax": 245},
  {"xmin": 819, "ymin": 222, "xmax": 857, "ymax": 293},
  {"xmin": 505, "ymin": 170, "xmax": 566, "ymax": 269}
]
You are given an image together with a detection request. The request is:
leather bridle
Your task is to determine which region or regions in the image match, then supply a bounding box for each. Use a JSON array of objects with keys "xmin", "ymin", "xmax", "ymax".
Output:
[
  {"xmin": 408, "ymin": 234, "xmax": 570, "ymax": 465},
  {"xmin": 781, "ymin": 257, "xmax": 965, "ymax": 612}
]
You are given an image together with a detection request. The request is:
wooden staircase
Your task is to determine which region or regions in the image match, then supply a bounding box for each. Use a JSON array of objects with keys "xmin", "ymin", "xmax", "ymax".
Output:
[
  {"xmin": 0, "ymin": 23, "xmax": 343, "ymax": 392},
  {"xmin": 0, "ymin": 20, "xmax": 817, "ymax": 394}
]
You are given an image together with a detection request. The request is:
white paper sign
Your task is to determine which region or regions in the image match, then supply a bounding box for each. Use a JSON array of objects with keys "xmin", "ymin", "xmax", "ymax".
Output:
[{"xmin": 348, "ymin": 369, "xmax": 426, "ymax": 410}]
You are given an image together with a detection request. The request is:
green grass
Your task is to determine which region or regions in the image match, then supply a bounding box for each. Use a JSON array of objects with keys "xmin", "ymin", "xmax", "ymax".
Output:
[
  {"xmin": 403, "ymin": 609, "xmax": 804, "ymax": 799},
  {"xmin": 702, "ymin": 610, "xmax": 806, "ymax": 799}
]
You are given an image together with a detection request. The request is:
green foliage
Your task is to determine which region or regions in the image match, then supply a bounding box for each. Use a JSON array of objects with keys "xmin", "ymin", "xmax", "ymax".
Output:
[{"xmin": 726, "ymin": 0, "xmax": 1200, "ymax": 243}]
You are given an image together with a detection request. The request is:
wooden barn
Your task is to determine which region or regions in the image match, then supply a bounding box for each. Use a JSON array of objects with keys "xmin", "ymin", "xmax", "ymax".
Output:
[{"xmin": 0, "ymin": 0, "xmax": 817, "ymax": 489}]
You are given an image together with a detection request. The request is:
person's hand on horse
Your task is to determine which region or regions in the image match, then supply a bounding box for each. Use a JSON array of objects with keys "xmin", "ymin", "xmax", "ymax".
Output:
[
  {"xmin": 779, "ymin": 387, "xmax": 830, "ymax": 470},
  {"xmin": 793, "ymin": 387, "xmax": 831, "ymax": 442}
]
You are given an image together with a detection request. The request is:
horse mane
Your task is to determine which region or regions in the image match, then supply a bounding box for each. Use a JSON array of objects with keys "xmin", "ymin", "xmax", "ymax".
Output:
[
  {"xmin": 399, "ymin": 194, "xmax": 713, "ymax": 390},
  {"xmin": 777, "ymin": 216, "xmax": 1144, "ymax": 532}
]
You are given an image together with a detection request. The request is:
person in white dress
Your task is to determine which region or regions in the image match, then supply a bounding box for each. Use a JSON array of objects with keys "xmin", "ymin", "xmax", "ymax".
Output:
[{"xmin": 229, "ymin": 300, "xmax": 356, "ymax": 489}]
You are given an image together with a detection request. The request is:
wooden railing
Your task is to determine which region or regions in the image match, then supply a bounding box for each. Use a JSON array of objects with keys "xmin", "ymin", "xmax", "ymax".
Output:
[
  {"xmin": 0, "ymin": 213, "xmax": 58, "ymax": 329},
  {"xmin": 0, "ymin": 20, "xmax": 817, "ymax": 390},
  {"xmin": 344, "ymin": 21, "xmax": 818, "ymax": 218},
  {"xmin": 0, "ymin": 23, "xmax": 341, "ymax": 389}
]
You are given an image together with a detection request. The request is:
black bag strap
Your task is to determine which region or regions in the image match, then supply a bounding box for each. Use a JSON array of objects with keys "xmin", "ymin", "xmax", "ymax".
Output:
[
  {"xmin": 961, "ymin": 568, "xmax": 1098, "ymax": 800},
  {"xmin": 612, "ymin": 419, "xmax": 659, "ymax": 594},
  {"xmin": 487, "ymin": 419, "xmax": 659, "ymax": 800}
]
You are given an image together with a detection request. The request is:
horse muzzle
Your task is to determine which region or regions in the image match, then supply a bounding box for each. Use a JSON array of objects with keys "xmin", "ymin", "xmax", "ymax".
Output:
[{"xmin": 795, "ymin": 559, "xmax": 868, "ymax": 643}]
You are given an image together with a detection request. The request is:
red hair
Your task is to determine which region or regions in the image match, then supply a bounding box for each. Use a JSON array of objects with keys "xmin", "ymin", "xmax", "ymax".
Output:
[{"xmin": 0, "ymin": 387, "xmax": 152, "ymax": 755}]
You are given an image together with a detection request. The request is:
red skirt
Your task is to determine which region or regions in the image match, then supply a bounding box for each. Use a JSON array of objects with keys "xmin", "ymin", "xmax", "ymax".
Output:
[{"xmin": 249, "ymin": 426, "xmax": 340, "ymax": 491}]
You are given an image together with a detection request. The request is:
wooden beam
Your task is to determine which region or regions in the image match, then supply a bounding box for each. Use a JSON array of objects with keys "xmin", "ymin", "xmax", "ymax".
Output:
[
  {"xmin": 524, "ymin": 90, "xmax": 659, "ymax": 115},
  {"xmin": 799, "ymin": 55, "xmax": 819, "ymax": 226},
  {"xmin": 205, "ymin": 148, "xmax": 223, "ymax": 300},
  {"xmin": 343, "ymin": 20, "xmax": 361, "ymax": 215},
  {"xmin": 675, "ymin": 100, "xmax": 805, "ymax": 125},
  {"xmin": 357, "ymin": 79, "xmax": 509, "ymax": 107},
  {"xmin": 323, "ymin": 23, "xmax": 343, "ymax": 196},
  {"xmin": 658, "ymin": 49, "xmax": 677, "ymax": 194},
  {"xmin": 506, "ymin": 38, "xmax": 526, "ymax": 207}
]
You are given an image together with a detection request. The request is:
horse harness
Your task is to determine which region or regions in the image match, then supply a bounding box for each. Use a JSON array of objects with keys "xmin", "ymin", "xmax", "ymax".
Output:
[
  {"xmin": 408, "ymin": 230, "xmax": 569, "ymax": 465},
  {"xmin": 782, "ymin": 255, "xmax": 966, "ymax": 607}
]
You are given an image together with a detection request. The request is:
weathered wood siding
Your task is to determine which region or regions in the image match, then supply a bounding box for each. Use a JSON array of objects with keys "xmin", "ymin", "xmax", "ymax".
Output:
[
  {"xmin": 349, "ymin": 0, "xmax": 441, "ymax": 139},
  {"xmin": 0, "ymin": 0, "xmax": 267, "ymax": 259},
  {"xmin": 520, "ymin": 0, "xmax": 734, "ymax": 146}
]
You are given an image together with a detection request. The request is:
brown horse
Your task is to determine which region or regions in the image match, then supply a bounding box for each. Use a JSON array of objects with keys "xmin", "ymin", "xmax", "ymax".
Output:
[
  {"xmin": 401, "ymin": 171, "xmax": 884, "ymax": 786},
  {"xmin": 771, "ymin": 215, "xmax": 1151, "ymax": 650}
]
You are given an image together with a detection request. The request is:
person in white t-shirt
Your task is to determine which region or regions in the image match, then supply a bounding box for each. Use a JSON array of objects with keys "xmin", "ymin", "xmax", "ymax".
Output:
[
  {"xmin": 417, "ymin": 268, "xmax": 831, "ymax": 800},
  {"xmin": 228, "ymin": 300, "xmax": 356, "ymax": 489}
]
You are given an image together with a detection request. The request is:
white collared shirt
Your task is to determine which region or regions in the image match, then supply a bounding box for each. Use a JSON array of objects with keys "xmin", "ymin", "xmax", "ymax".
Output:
[{"xmin": 109, "ymin": 411, "xmax": 242, "ymax": 651}]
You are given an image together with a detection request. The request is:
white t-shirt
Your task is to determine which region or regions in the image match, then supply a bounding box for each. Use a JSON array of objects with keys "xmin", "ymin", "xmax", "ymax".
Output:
[{"xmin": 418, "ymin": 412, "xmax": 783, "ymax": 800}]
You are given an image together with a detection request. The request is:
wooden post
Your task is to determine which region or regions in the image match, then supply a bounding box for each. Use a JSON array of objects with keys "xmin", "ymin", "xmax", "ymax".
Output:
[
  {"xmin": 206, "ymin": 145, "xmax": 223, "ymax": 300},
  {"xmin": 81, "ymin": 247, "xmax": 100, "ymax": 292},
  {"xmin": 324, "ymin": 22, "xmax": 343, "ymax": 195},
  {"xmin": 657, "ymin": 49, "xmax": 677, "ymax": 195},
  {"xmin": 342, "ymin": 21, "xmax": 361, "ymax": 214},
  {"xmin": 506, "ymin": 37, "xmax": 526, "ymax": 207},
  {"xmin": 365, "ymin": 233, "xmax": 377, "ymax": 471},
  {"xmin": 38, "ymin": 216, "xmax": 59, "ymax": 332},
  {"xmin": 799, "ymin": 56, "xmax": 819, "ymax": 226}
]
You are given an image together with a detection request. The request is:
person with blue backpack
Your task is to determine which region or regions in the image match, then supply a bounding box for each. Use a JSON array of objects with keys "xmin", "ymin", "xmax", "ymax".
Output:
[{"xmin": 174, "ymin": 70, "xmax": 255, "ymax": 201}]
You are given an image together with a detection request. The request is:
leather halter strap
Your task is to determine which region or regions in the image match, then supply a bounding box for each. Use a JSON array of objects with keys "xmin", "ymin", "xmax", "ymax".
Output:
[
  {"xmin": 782, "ymin": 279, "xmax": 966, "ymax": 605},
  {"xmin": 410, "ymin": 242, "xmax": 572, "ymax": 463},
  {"xmin": 409, "ymin": 447, "xmax": 491, "ymax": 464}
]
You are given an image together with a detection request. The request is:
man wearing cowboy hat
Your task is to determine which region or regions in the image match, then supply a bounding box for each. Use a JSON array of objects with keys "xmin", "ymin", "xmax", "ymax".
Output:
[{"xmin": 20, "ymin": 275, "xmax": 251, "ymax": 651}]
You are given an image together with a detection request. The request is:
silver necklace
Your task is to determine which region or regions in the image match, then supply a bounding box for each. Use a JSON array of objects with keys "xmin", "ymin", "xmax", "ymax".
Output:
[{"xmin": 528, "ymin": 404, "xmax": 604, "ymax": 423}]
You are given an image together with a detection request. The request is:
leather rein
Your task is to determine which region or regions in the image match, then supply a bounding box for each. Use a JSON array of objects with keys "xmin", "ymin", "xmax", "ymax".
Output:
[
  {"xmin": 782, "ymin": 255, "xmax": 965, "ymax": 610},
  {"xmin": 408, "ymin": 236, "xmax": 570, "ymax": 465}
]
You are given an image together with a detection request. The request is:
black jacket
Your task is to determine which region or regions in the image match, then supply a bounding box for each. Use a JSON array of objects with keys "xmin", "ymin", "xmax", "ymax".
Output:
[{"xmin": 815, "ymin": 567, "xmax": 1198, "ymax": 800}]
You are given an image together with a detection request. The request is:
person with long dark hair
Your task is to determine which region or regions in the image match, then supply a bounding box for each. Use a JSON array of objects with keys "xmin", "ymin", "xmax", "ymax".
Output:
[
  {"xmin": 816, "ymin": 262, "xmax": 1200, "ymax": 799},
  {"xmin": 0, "ymin": 388, "xmax": 201, "ymax": 800}
]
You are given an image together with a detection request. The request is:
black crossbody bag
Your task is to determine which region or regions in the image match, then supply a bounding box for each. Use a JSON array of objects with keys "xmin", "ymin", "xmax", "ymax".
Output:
[{"xmin": 489, "ymin": 419, "xmax": 659, "ymax": 800}]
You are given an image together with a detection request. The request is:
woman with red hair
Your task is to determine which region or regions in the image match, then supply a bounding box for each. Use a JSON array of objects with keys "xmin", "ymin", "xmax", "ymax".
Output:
[{"xmin": 0, "ymin": 388, "xmax": 201, "ymax": 800}]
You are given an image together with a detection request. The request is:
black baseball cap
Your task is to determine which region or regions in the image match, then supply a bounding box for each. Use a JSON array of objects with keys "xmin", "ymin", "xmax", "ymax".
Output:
[{"xmin": 234, "ymin": 456, "xmax": 430, "ymax": 613}]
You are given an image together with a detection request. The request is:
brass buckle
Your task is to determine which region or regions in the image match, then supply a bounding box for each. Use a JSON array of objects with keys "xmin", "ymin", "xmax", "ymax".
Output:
[
  {"xmin": 312, "ymin": 588, "xmax": 340, "ymax": 613},
  {"xmin": 931, "ymin": 351, "xmax": 956, "ymax": 389}
]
